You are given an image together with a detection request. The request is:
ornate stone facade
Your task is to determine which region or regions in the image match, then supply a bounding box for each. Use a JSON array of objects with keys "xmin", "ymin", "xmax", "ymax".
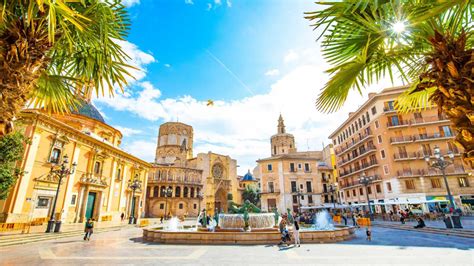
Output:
[
  {"xmin": 270, "ymin": 114, "xmax": 296, "ymax": 156},
  {"xmin": 147, "ymin": 122, "xmax": 241, "ymax": 218}
]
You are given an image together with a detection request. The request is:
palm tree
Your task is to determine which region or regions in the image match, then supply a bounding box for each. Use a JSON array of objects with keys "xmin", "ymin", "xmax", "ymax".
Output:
[
  {"xmin": 305, "ymin": 0, "xmax": 473, "ymax": 163},
  {"xmin": 0, "ymin": 0, "xmax": 133, "ymax": 135}
]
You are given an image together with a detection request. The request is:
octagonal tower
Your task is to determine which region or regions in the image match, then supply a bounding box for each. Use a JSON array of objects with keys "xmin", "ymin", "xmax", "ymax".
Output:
[{"xmin": 155, "ymin": 122, "xmax": 194, "ymax": 165}]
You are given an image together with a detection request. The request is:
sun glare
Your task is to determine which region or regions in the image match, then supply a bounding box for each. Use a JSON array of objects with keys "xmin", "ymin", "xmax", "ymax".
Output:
[{"xmin": 392, "ymin": 21, "xmax": 406, "ymax": 34}]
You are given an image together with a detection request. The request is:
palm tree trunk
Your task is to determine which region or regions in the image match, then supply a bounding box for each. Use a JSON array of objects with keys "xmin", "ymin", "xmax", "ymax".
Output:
[{"xmin": 0, "ymin": 19, "xmax": 51, "ymax": 136}]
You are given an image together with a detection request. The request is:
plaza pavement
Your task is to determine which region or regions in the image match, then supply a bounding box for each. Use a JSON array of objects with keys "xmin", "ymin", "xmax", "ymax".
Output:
[{"xmin": 0, "ymin": 225, "xmax": 473, "ymax": 265}]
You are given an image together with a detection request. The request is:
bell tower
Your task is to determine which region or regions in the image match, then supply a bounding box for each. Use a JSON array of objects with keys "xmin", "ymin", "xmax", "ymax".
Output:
[{"xmin": 270, "ymin": 114, "xmax": 296, "ymax": 156}]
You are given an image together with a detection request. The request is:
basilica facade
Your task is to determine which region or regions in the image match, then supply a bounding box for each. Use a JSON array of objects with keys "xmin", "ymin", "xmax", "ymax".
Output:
[{"xmin": 146, "ymin": 122, "xmax": 242, "ymax": 218}]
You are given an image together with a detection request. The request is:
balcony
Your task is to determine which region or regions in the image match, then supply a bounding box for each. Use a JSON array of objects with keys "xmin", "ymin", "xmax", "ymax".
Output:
[
  {"xmin": 260, "ymin": 188, "xmax": 280, "ymax": 194},
  {"xmin": 387, "ymin": 115, "xmax": 450, "ymax": 129},
  {"xmin": 339, "ymin": 159, "xmax": 379, "ymax": 178},
  {"xmin": 396, "ymin": 167, "xmax": 467, "ymax": 178},
  {"xmin": 383, "ymin": 107, "xmax": 396, "ymax": 113},
  {"xmin": 393, "ymin": 152, "xmax": 418, "ymax": 161},
  {"xmin": 150, "ymin": 176, "xmax": 202, "ymax": 185},
  {"xmin": 339, "ymin": 174, "xmax": 382, "ymax": 189},
  {"xmin": 390, "ymin": 133, "xmax": 454, "ymax": 144},
  {"xmin": 337, "ymin": 146, "xmax": 377, "ymax": 167},
  {"xmin": 390, "ymin": 135, "xmax": 414, "ymax": 144},
  {"xmin": 335, "ymin": 129, "xmax": 373, "ymax": 155}
]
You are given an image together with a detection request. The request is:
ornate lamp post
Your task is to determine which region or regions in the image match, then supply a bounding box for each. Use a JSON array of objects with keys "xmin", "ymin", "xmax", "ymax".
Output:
[
  {"xmin": 329, "ymin": 183, "xmax": 339, "ymax": 209},
  {"xmin": 424, "ymin": 145, "xmax": 455, "ymax": 210},
  {"xmin": 128, "ymin": 177, "xmax": 142, "ymax": 224},
  {"xmin": 163, "ymin": 187, "xmax": 173, "ymax": 220},
  {"xmin": 46, "ymin": 155, "xmax": 77, "ymax": 233},
  {"xmin": 359, "ymin": 173, "xmax": 374, "ymax": 221}
]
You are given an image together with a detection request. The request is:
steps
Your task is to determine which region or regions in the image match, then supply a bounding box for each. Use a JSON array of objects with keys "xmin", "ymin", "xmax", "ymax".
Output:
[
  {"xmin": 373, "ymin": 222, "xmax": 474, "ymax": 239},
  {"xmin": 0, "ymin": 225, "xmax": 131, "ymax": 247}
]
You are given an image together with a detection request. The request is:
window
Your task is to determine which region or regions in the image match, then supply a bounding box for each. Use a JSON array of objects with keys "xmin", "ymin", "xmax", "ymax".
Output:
[
  {"xmin": 306, "ymin": 181, "xmax": 312, "ymax": 193},
  {"xmin": 418, "ymin": 127, "xmax": 428, "ymax": 139},
  {"xmin": 377, "ymin": 135, "xmax": 382, "ymax": 144},
  {"xmin": 267, "ymin": 164, "xmax": 273, "ymax": 171},
  {"xmin": 366, "ymin": 112, "xmax": 370, "ymax": 122},
  {"xmin": 376, "ymin": 184, "xmax": 381, "ymax": 193},
  {"xmin": 440, "ymin": 126, "xmax": 453, "ymax": 137},
  {"xmin": 304, "ymin": 163, "xmax": 310, "ymax": 172},
  {"xmin": 375, "ymin": 120, "xmax": 379, "ymax": 129},
  {"xmin": 273, "ymin": 146, "xmax": 276, "ymax": 155},
  {"xmin": 37, "ymin": 197, "xmax": 50, "ymax": 208},
  {"xmin": 381, "ymin": 150, "xmax": 386, "ymax": 159},
  {"xmin": 268, "ymin": 182, "xmax": 274, "ymax": 193},
  {"xmin": 383, "ymin": 165, "xmax": 390, "ymax": 175},
  {"xmin": 292, "ymin": 195, "xmax": 298, "ymax": 204},
  {"xmin": 385, "ymin": 100, "xmax": 395, "ymax": 111},
  {"xmin": 179, "ymin": 203, "xmax": 183, "ymax": 209},
  {"xmin": 298, "ymin": 163, "xmax": 302, "ymax": 169},
  {"xmin": 71, "ymin": 195, "xmax": 77, "ymax": 205},
  {"xmin": 359, "ymin": 188, "xmax": 364, "ymax": 195},
  {"xmin": 414, "ymin": 112, "xmax": 422, "ymax": 120},
  {"xmin": 160, "ymin": 203, "xmax": 164, "ymax": 209},
  {"xmin": 116, "ymin": 168, "xmax": 122, "ymax": 180},
  {"xmin": 184, "ymin": 187, "xmax": 189, "ymax": 197},
  {"xmin": 386, "ymin": 182, "xmax": 392, "ymax": 192},
  {"xmin": 290, "ymin": 163, "xmax": 295, "ymax": 172},
  {"xmin": 346, "ymin": 191, "xmax": 350, "ymax": 197},
  {"xmin": 322, "ymin": 172, "xmax": 326, "ymax": 181},
  {"xmin": 153, "ymin": 187, "xmax": 159, "ymax": 197},
  {"xmin": 49, "ymin": 140, "xmax": 65, "ymax": 164},
  {"xmin": 308, "ymin": 196, "xmax": 313, "ymax": 204},
  {"xmin": 194, "ymin": 204, "xmax": 197, "ymax": 209},
  {"xmin": 291, "ymin": 181, "xmax": 297, "ymax": 193},
  {"xmin": 431, "ymin": 178, "xmax": 442, "ymax": 188},
  {"xmin": 421, "ymin": 144, "xmax": 432, "ymax": 156},
  {"xmin": 362, "ymin": 115, "xmax": 366, "ymax": 125},
  {"xmin": 458, "ymin": 177, "xmax": 469, "ymax": 187},
  {"xmin": 389, "ymin": 115, "xmax": 399, "ymax": 126},
  {"xmin": 367, "ymin": 186, "xmax": 372, "ymax": 194},
  {"xmin": 371, "ymin": 106, "xmax": 377, "ymax": 115},
  {"xmin": 352, "ymin": 189, "xmax": 356, "ymax": 196},
  {"xmin": 175, "ymin": 186, "xmax": 181, "ymax": 197},
  {"xmin": 94, "ymin": 161, "xmax": 101, "ymax": 175},
  {"xmin": 405, "ymin": 180, "xmax": 415, "ymax": 190}
]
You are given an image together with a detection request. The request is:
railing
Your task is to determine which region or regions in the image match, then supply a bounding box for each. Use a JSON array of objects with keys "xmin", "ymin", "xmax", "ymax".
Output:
[
  {"xmin": 337, "ymin": 146, "xmax": 377, "ymax": 166},
  {"xmin": 339, "ymin": 175, "xmax": 381, "ymax": 188},
  {"xmin": 260, "ymin": 189, "xmax": 280, "ymax": 194},
  {"xmin": 383, "ymin": 107, "xmax": 396, "ymax": 113},
  {"xmin": 397, "ymin": 167, "xmax": 467, "ymax": 178},
  {"xmin": 390, "ymin": 135, "xmax": 414, "ymax": 143},
  {"xmin": 152, "ymin": 176, "xmax": 202, "ymax": 185},
  {"xmin": 414, "ymin": 132, "xmax": 454, "ymax": 141},
  {"xmin": 335, "ymin": 129, "xmax": 373, "ymax": 155},
  {"xmin": 339, "ymin": 159, "xmax": 379, "ymax": 178},
  {"xmin": 387, "ymin": 115, "xmax": 449, "ymax": 128}
]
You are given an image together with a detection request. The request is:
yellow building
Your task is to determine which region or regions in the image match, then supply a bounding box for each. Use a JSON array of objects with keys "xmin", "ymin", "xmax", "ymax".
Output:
[
  {"xmin": 256, "ymin": 115, "xmax": 335, "ymax": 213},
  {"xmin": 0, "ymin": 98, "xmax": 150, "ymax": 224},
  {"xmin": 146, "ymin": 122, "xmax": 241, "ymax": 217},
  {"xmin": 329, "ymin": 86, "xmax": 474, "ymax": 213}
]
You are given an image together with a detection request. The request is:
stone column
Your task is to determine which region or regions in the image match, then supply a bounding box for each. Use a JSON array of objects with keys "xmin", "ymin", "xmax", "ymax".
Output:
[
  {"xmin": 74, "ymin": 185, "xmax": 85, "ymax": 223},
  {"xmin": 79, "ymin": 185, "xmax": 90, "ymax": 223},
  {"xmin": 107, "ymin": 160, "xmax": 117, "ymax": 213}
]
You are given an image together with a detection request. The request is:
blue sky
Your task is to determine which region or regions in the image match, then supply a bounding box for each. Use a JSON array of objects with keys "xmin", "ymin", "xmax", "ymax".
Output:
[{"xmin": 94, "ymin": 0, "xmax": 399, "ymax": 174}]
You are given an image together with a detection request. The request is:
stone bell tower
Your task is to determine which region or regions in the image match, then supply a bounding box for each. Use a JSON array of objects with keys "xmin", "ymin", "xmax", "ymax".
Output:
[
  {"xmin": 270, "ymin": 114, "xmax": 296, "ymax": 156},
  {"xmin": 155, "ymin": 122, "xmax": 194, "ymax": 165}
]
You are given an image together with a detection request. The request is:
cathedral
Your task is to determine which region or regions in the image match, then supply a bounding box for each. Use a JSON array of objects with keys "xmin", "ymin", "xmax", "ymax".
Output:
[{"xmin": 146, "ymin": 122, "xmax": 242, "ymax": 218}]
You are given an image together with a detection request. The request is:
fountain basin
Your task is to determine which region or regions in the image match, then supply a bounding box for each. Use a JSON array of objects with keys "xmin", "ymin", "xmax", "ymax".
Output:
[{"xmin": 143, "ymin": 225, "xmax": 355, "ymax": 245}]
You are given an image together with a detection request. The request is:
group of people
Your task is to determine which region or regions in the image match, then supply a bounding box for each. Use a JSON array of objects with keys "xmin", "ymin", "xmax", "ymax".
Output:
[{"xmin": 278, "ymin": 213, "xmax": 301, "ymax": 247}]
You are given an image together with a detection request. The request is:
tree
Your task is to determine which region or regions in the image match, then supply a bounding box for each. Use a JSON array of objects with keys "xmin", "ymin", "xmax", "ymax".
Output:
[
  {"xmin": 0, "ymin": 132, "xmax": 26, "ymax": 200},
  {"xmin": 0, "ymin": 0, "xmax": 133, "ymax": 135},
  {"xmin": 242, "ymin": 186, "xmax": 261, "ymax": 207},
  {"xmin": 305, "ymin": 0, "xmax": 473, "ymax": 163}
]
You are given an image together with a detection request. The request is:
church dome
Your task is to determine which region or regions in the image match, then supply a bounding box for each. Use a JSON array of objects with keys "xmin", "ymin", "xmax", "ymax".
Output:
[
  {"xmin": 241, "ymin": 170, "xmax": 255, "ymax": 182},
  {"xmin": 71, "ymin": 100, "xmax": 105, "ymax": 123}
]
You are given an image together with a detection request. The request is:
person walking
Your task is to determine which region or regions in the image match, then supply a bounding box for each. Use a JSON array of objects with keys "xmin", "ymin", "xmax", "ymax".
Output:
[
  {"xmin": 120, "ymin": 212, "xmax": 125, "ymax": 222},
  {"xmin": 84, "ymin": 218, "xmax": 94, "ymax": 241},
  {"xmin": 400, "ymin": 211, "xmax": 406, "ymax": 224},
  {"xmin": 293, "ymin": 217, "xmax": 301, "ymax": 247},
  {"xmin": 366, "ymin": 227, "xmax": 372, "ymax": 241},
  {"xmin": 160, "ymin": 216, "xmax": 164, "ymax": 224}
]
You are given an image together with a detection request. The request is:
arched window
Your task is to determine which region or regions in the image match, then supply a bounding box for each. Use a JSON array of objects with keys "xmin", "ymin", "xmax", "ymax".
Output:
[
  {"xmin": 190, "ymin": 187, "xmax": 195, "ymax": 198},
  {"xmin": 146, "ymin": 186, "xmax": 151, "ymax": 197},
  {"xmin": 160, "ymin": 187, "xmax": 166, "ymax": 197},
  {"xmin": 184, "ymin": 187, "xmax": 189, "ymax": 198},
  {"xmin": 116, "ymin": 168, "xmax": 121, "ymax": 180},
  {"xmin": 196, "ymin": 188, "xmax": 200, "ymax": 198},
  {"xmin": 153, "ymin": 186, "xmax": 159, "ymax": 197},
  {"xmin": 175, "ymin": 187, "xmax": 181, "ymax": 197},
  {"xmin": 94, "ymin": 161, "xmax": 101, "ymax": 175}
]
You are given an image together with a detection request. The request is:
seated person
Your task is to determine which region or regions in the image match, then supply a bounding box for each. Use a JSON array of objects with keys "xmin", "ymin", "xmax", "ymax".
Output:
[{"xmin": 414, "ymin": 217, "xmax": 426, "ymax": 228}]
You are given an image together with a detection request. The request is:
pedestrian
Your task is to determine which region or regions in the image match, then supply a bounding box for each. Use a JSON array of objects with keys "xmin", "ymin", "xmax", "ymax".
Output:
[
  {"xmin": 160, "ymin": 216, "xmax": 164, "ymax": 224},
  {"xmin": 414, "ymin": 217, "xmax": 426, "ymax": 229},
  {"xmin": 120, "ymin": 212, "xmax": 125, "ymax": 221},
  {"xmin": 293, "ymin": 217, "xmax": 301, "ymax": 247},
  {"xmin": 84, "ymin": 218, "xmax": 94, "ymax": 241},
  {"xmin": 342, "ymin": 212, "xmax": 347, "ymax": 226},
  {"xmin": 400, "ymin": 211, "xmax": 406, "ymax": 224},
  {"xmin": 366, "ymin": 227, "xmax": 372, "ymax": 241}
]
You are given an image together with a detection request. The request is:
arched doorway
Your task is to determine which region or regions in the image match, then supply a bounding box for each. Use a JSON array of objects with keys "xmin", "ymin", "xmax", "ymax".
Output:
[{"xmin": 214, "ymin": 188, "xmax": 228, "ymax": 213}]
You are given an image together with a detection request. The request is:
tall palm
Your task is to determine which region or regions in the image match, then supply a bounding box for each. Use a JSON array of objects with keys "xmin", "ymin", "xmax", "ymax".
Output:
[
  {"xmin": 0, "ymin": 0, "xmax": 133, "ymax": 135},
  {"xmin": 305, "ymin": 0, "xmax": 473, "ymax": 164}
]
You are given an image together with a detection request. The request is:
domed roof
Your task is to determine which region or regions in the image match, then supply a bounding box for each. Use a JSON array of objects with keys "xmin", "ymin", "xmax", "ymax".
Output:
[
  {"xmin": 241, "ymin": 170, "xmax": 256, "ymax": 182},
  {"xmin": 71, "ymin": 100, "xmax": 105, "ymax": 123}
]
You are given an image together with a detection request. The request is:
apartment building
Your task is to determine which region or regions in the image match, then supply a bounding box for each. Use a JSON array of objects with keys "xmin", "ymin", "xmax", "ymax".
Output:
[
  {"xmin": 256, "ymin": 115, "xmax": 335, "ymax": 213},
  {"xmin": 329, "ymin": 86, "xmax": 474, "ymax": 214}
]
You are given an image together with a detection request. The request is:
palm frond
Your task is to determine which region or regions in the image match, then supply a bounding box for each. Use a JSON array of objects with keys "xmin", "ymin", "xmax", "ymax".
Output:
[{"xmin": 395, "ymin": 81, "xmax": 436, "ymax": 113}]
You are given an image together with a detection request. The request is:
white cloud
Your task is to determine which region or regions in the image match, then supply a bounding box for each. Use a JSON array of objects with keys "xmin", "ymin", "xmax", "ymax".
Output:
[
  {"xmin": 226, "ymin": 0, "xmax": 232, "ymax": 7},
  {"xmin": 264, "ymin": 69, "xmax": 280, "ymax": 76},
  {"xmin": 115, "ymin": 40, "xmax": 155, "ymax": 83},
  {"xmin": 121, "ymin": 0, "xmax": 140, "ymax": 7},
  {"xmin": 185, "ymin": 0, "xmax": 194, "ymax": 5},
  {"xmin": 206, "ymin": 3, "xmax": 212, "ymax": 11},
  {"xmin": 122, "ymin": 140, "xmax": 156, "ymax": 162},
  {"xmin": 214, "ymin": 0, "xmax": 222, "ymax": 5},
  {"xmin": 164, "ymin": 64, "xmax": 171, "ymax": 68},
  {"xmin": 284, "ymin": 49, "xmax": 299, "ymax": 63},
  {"xmin": 113, "ymin": 126, "xmax": 142, "ymax": 137}
]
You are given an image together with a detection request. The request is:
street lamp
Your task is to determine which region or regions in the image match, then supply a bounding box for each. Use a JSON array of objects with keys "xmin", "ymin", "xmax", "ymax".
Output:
[
  {"xmin": 128, "ymin": 177, "xmax": 142, "ymax": 224},
  {"xmin": 197, "ymin": 191, "xmax": 204, "ymax": 218},
  {"xmin": 46, "ymin": 155, "xmax": 77, "ymax": 233},
  {"xmin": 359, "ymin": 173, "xmax": 374, "ymax": 221},
  {"xmin": 163, "ymin": 187, "xmax": 173, "ymax": 220},
  {"xmin": 424, "ymin": 145, "xmax": 456, "ymax": 210},
  {"xmin": 329, "ymin": 183, "xmax": 338, "ymax": 209}
]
